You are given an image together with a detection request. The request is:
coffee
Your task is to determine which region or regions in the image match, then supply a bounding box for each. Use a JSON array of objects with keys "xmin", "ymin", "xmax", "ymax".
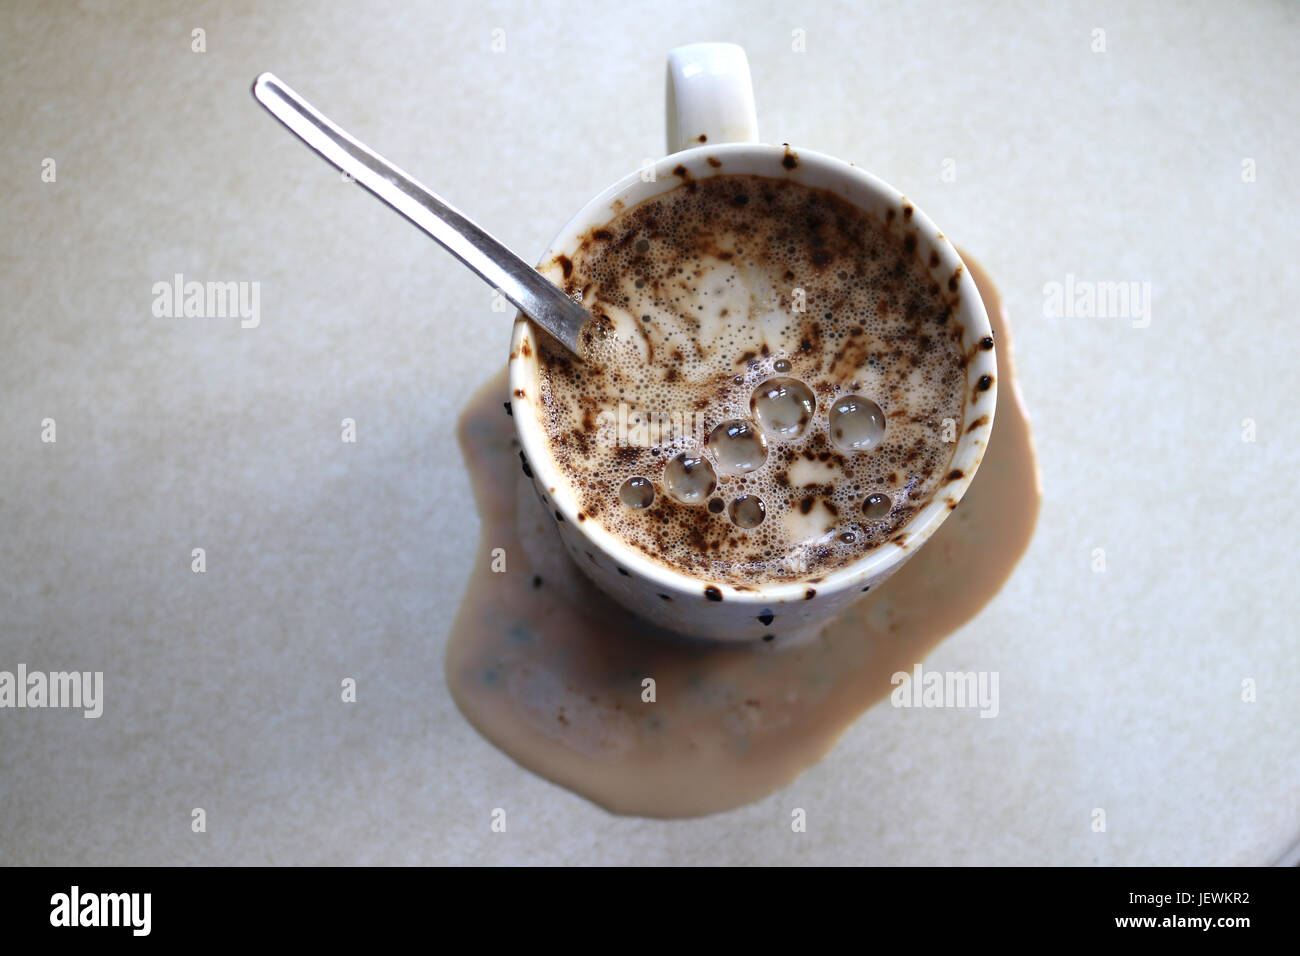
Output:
[{"xmin": 533, "ymin": 173, "xmax": 967, "ymax": 585}]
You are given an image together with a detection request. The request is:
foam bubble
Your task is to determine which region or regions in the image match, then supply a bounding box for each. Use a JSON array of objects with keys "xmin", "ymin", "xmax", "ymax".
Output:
[
  {"xmin": 619, "ymin": 476, "xmax": 654, "ymax": 509},
  {"xmin": 829, "ymin": 395, "xmax": 886, "ymax": 452},
  {"xmin": 664, "ymin": 453, "xmax": 717, "ymax": 505},
  {"xmin": 751, "ymin": 377, "xmax": 815, "ymax": 439},
  {"xmin": 706, "ymin": 419, "xmax": 767, "ymax": 475},
  {"xmin": 862, "ymin": 493, "xmax": 891, "ymax": 520},
  {"xmin": 729, "ymin": 495, "xmax": 766, "ymax": 529}
]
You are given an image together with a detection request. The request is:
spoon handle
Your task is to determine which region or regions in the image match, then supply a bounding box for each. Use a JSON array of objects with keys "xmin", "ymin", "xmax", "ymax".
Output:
[{"xmin": 251, "ymin": 72, "xmax": 592, "ymax": 354}]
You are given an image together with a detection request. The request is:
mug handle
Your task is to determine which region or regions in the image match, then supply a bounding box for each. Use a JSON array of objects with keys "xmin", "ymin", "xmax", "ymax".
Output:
[{"xmin": 665, "ymin": 43, "xmax": 760, "ymax": 155}]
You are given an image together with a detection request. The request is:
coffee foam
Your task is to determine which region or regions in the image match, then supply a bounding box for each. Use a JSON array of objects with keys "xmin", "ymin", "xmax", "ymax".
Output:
[{"xmin": 534, "ymin": 173, "xmax": 967, "ymax": 585}]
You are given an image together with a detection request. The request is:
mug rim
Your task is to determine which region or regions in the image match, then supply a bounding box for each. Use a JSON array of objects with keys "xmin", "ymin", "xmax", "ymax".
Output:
[{"xmin": 508, "ymin": 142, "xmax": 997, "ymax": 605}]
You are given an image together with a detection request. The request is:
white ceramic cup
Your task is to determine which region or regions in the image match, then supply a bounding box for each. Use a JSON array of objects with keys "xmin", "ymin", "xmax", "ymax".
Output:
[{"xmin": 508, "ymin": 43, "xmax": 996, "ymax": 643}]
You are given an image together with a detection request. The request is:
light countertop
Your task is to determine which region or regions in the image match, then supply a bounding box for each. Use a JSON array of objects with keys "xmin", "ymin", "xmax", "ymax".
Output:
[{"xmin": 1, "ymin": 0, "xmax": 1296, "ymax": 864}]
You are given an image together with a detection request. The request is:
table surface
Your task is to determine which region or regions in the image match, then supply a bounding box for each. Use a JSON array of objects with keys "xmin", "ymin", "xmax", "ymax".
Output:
[{"xmin": 1, "ymin": 0, "xmax": 1296, "ymax": 865}]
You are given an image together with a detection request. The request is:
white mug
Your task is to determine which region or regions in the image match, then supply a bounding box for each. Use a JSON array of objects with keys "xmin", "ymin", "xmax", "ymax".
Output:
[{"xmin": 508, "ymin": 43, "xmax": 996, "ymax": 643}]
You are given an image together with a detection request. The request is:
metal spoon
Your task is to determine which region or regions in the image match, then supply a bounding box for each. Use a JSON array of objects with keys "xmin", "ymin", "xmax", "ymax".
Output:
[{"xmin": 251, "ymin": 72, "xmax": 595, "ymax": 357}]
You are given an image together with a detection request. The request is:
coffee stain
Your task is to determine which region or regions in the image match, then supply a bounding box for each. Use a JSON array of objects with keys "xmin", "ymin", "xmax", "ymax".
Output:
[{"xmin": 446, "ymin": 252, "xmax": 1040, "ymax": 818}]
